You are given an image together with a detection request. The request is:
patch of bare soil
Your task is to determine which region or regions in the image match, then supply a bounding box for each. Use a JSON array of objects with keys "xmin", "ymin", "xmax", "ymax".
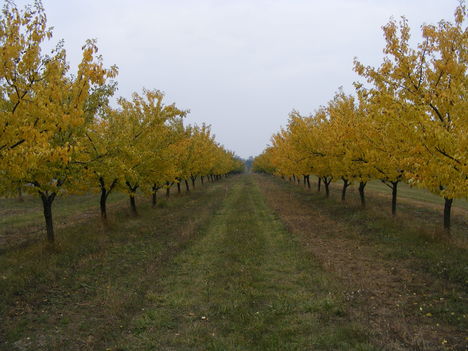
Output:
[{"xmin": 255, "ymin": 175, "xmax": 467, "ymax": 351}]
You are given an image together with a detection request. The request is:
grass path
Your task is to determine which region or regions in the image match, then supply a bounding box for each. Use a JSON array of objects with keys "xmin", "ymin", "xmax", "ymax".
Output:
[{"xmin": 113, "ymin": 175, "xmax": 374, "ymax": 350}]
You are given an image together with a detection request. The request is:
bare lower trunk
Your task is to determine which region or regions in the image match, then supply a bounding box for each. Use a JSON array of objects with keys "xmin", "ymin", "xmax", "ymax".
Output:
[
  {"xmin": 306, "ymin": 175, "xmax": 311, "ymax": 189},
  {"xmin": 185, "ymin": 179, "xmax": 190, "ymax": 192},
  {"xmin": 201, "ymin": 176, "xmax": 204, "ymax": 185},
  {"xmin": 99, "ymin": 178, "xmax": 117, "ymax": 223},
  {"xmin": 317, "ymin": 177, "xmax": 321, "ymax": 192},
  {"xmin": 177, "ymin": 182, "xmax": 181, "ymax": 194},
  {"xmin": 129, "ymin": 194, "xmax": 137, "ymax": 216},
  {"xmin": 341, "ymin": 178, "xmax": 350, "ymax": 201},
  {"xmin": 359, "ymin": 181, "xmax": 367, "ymax": 208},
  {"xmin": 126, "ymin": 181, "xmax": 139, "ymax": 216},
  {"xmin": 191, "ymin": 176, "xmax": 196, "ymax": 188},
  {"xmin": 18, "ymin": 187, "xmax": 24, "ymax": 202},
  {"xmin": 443, "ymin": 197, "xmax": 453, "ymax": 232},
  {"xmin": 152, "ymin": 184, "xmax": 159, "ymax": 208},
  {"xmin": 100, "ymin": 187, "xmax": 108, "ymax": 220},
  {"xmin": 322, "ymin": 177, "xmax": 332, "ymax": 198},
  {"xmin": 39, "ymin": 191, "xmax": 56, "ymax": 243},
  {"xmin": 391, "ymin": 181, "xmax": 398, "ymax": 215}
]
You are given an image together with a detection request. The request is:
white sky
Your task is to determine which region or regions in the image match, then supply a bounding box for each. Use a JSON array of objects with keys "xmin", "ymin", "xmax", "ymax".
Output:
[{"xmin": 10, "ymin": 0, "xmax": 459, "ymax": 158}]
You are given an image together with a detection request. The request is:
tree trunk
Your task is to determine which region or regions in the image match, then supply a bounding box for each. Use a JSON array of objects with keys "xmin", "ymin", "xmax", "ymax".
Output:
[
  {"xmin": 358, "ymin": 181, "xmax": 367, "ymax": 208},
  {"xmin": 152, "ymin": 184, "xmax": 159, "ymax": 208},
  {"xmin": 185, "ymin": 179, "xmax": 190, "ymax": 192},
  {"xmin": 129, "ymin": 194, "xmax": 137, "ymax": 216},
  {"xmin": 443, "ymin": 197, "xmax": 453, "ymax": 231},
  {"xmin": 18, "ymin": 186, "xmax": 24, "ymax": 202},
  {"xmin": 317, "ymin": 177, "xmax": 321, "ymax": 192},
  {"xmin": 98, "ymin": 178, "xmax": 116, "ymax": 224},
  {"xmin": 306, "ymin": 175, "xmax": 311, "ymax": 189},
  {"xmin": 177, "ymin": 181, "xmax": 181, "ymax": 194},
  {"xmin": 166, "ymin": 186, "xmax": 170, "ymax": 198},
  {"xmin": 391, "ymin": 181, "xmax": 398, "ymax": 215},
  {"xmin": 126, "ymin": 181, "xmax": 138, "ymax": 216},
  {"xmin": 100, "ymin": 187, "xmax": 108, "ymax": 220},
  {"xmin": 322, "ymin": 177, "xmax": 332, "ymax": 198},
  {"xmin": 341, "ymin": 178, "xmax": 350, "ymax": 201},
  {"xmin": 191, "ymin": 176, "xmax": 196, "ymax": 188},
  {"xmin": 201, "ymin": 176, "xmax": 204, "ymax": 185},
  {"xmin": 39, "ymin": 191, "xmax": 56, "ymax": 243}
]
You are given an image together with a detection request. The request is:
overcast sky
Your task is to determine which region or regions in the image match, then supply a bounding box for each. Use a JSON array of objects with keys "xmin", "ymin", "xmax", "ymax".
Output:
[{"xmin": 12, "ymin": 0, "xmax": 459, "ymax": 158}]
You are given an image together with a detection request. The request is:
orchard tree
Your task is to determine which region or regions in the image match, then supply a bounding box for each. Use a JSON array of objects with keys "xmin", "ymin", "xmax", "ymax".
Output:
[
  {"xmin": 354, "ymin": 3, "xmax": 468, "ymax": 229},
  {"xmin": 0, "ymin": 2, "xmax": 117, "ymax": 242},
  {"xmin": 253, "ymin": 147, "xmax": 277, "ymax": 174},
  {"xmin": 84, "ymin": 105, "xmax": 124, "ymax": 223},
  {"xmin": 115, "ymin": 89, "xmax": 187, "ymax": 216}
]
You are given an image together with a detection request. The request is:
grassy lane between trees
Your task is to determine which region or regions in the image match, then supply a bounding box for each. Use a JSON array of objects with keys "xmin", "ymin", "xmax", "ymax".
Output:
[
  {"xmin": 255, "ymin": 174, "xmax": 467, "ymax": 351},
  {"xmin": 112, "ymin": 175, "xmax": 375, "ymax": 351},
  {"xmin": 1, "ymin": 174, "xmax": 466, "ymax": 350}
]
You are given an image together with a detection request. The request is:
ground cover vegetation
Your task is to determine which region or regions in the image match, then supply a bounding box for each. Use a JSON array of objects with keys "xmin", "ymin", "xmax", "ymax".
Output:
[
  {"xmin": 1, "ymin": 174, "xmax": 466, "ymax": 350},
  {"xmin": 255, "ymin": 174, "xmax": 467, "ymax": 350}
]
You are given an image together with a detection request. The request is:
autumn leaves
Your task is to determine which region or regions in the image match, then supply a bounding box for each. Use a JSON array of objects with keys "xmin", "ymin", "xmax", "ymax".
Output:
[
  {"xmin": 0, "ymin": 2, "xmax": 243, "ymax": 243},
  {"xmin": 254, "ymin": 3, "xmax": 467, "ymax": 231}
]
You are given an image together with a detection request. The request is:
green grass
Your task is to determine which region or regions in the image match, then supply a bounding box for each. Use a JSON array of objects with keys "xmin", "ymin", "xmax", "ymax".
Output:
[
  {"xmin": 114, "ymin": 176, "xmax": 376, "ymax": 350},
  {"xmin": 366, "ymin": 180, "xmax": 468, "ymax": 210},
  {"xmin": 309, "ymin": 175, "xmax": 468, "ymax": 210},
  {"xmin": 1, "ymin": 174, "xmax": 466, "ymax": 350},
  {"xmin": 0, "ymin": 191, "xmax": 128, "ymax": 230},
  {"xmin": 0, "ymin": 180, "xmax": 229, "ymax": 351}
]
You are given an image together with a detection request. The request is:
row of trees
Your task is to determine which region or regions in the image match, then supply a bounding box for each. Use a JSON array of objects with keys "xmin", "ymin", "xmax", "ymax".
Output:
[
  {"xmin": 0, "ymin": 2, "xmax": 243, "ymax": 243},
  {"xmin": 254, "ymin": 3, "xmax": 467, "ymax": 231}
]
